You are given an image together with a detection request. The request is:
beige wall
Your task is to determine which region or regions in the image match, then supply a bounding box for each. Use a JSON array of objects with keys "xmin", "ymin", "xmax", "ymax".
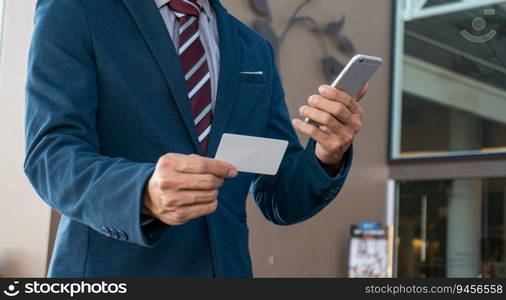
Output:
[
  {"xmin": 222, "ymin": 0, "xmax": 393, "ymax": 277},
  {"xmin": 0, "ymin": 0, "xmax": 52, "ymax": 277},
  {"xmin": 0, "ymin": 0, "xmax": 393, "ymax": 277}
]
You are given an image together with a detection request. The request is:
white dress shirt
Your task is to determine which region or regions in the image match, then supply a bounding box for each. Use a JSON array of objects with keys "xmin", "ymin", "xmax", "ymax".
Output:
[{"xmin": 154, "ymin": 0, "xmax": 220, "ymax": 109}]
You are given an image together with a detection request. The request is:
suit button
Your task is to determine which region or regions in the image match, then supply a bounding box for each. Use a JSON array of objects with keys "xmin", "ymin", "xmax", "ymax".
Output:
[
  {"xmin": 109, "ymin": 228, "xmax": 119, "ymax": 239},
  {"xmin": 102, "ymin": 226, "xmax": 111, "ymax": 237},
  {"xmin": 118, "ymin": 230, "xmax": 128, "ymax": 241}
]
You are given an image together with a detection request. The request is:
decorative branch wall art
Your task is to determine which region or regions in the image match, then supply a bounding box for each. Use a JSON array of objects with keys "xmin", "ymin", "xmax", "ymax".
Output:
[{"xmin": 249, "ymin": 0, "xmax": 357, "ymax": 82}]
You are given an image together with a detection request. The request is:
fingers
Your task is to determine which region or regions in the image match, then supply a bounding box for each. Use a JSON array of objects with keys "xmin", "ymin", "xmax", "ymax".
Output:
[
  {"xmin": 166, "ymin": 173, "xmax": 224, "ymax": 191},
  {"xmin": 147, "ymin": 153, "xmax": 234, "ymax": 227},
  {"xmin": 165, "ymin": 200, "xmax": 218, "ymax": 226},
  {"xmin": 318, "ymin": 85, "xmax": 354, "ymax": 107},
  {"xmin": 292, "ymin": 119, "xmax": 354, "ymax": 157},
  {"xmin": 161, "ymin": 153, "xmax": 237, "ymax": 178},
  {"xmin": 181, "ymin": 200, "xmax": 218, "ymax": 221},
  {"xmin": 307, "ymin": 96, "xmax": 352, "ymax": 124},
  {"xmin": 317, "ymin": 85, "xmax": 366, "ymax": 116},
  {"xmin": 357, "ymin": 83, "xmax": 369, "ymax": 102},
  {"xmin": 160, "ymin": 189, "xmax": 219, "ymax": 207},
  {"xmin": 299, "ymin": 105, "xmax": 343, "ymax": 130},
  {"xmin": 292, "ymin": 119, "xmax": 331, "ymax": 146},
  {"xmin": 185, "ymin": 174, "xmax": 224, "ymax": 190},
  {"xmin": 293, "ymin": 83, "xmax": 367, "ymax": 164}
]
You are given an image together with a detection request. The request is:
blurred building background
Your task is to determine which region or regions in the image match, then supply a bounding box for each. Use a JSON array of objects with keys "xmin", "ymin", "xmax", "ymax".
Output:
[{"xmin": 0, "ymin": 0, "xmax": 505, "ymax": 278}]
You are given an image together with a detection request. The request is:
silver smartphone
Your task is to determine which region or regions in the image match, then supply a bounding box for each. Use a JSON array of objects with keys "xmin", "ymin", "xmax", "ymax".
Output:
[{"xmin": 305, "ymin": 54, "xmax": 383, "ymax": 123}]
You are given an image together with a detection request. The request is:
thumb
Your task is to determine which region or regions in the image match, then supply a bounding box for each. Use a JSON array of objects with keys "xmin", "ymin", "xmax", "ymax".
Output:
[{"xmin": 356, "ymin": 83, "xmax": 369, "ymax": 102}]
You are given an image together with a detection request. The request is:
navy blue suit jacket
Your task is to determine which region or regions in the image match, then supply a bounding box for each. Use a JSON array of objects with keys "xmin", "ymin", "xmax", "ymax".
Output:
[{"xmin": 24, "ymin": 0, "xmax": 352, "ymax": 277}]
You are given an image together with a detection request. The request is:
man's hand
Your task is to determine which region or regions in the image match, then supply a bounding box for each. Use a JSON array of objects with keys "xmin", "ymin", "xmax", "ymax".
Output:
[
  {"xmin": 143, "ymin": 153, "xmax": 238, "ymax": 226},
  {"xmin": 293, "ymin": 84, "xmax": 368, "ymax": 166}
]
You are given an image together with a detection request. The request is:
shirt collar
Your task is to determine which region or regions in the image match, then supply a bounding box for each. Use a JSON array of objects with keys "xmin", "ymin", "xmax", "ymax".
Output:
[{"xmin": 154, "ymin": 0, "xmax": 212, "ymax": 17}]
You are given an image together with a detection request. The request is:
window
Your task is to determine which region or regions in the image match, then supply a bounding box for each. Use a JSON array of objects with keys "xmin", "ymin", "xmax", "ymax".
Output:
[
  {"xmin": 391, "ymin": 0, "xmax": 506, "ymax": 159},
  {"xmin": 396, "ymin": 178, "xmax": 506, "ymax": 278}
]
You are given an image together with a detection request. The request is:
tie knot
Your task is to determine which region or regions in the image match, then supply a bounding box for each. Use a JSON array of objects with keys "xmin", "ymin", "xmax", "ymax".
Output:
[{"xmin": 169, "ymin": 0, "xmax": 202, "ymax": 18}]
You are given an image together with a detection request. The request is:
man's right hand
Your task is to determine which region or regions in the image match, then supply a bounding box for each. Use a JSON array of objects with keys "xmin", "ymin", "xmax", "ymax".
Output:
[{"xmin": 143, "ymin": 153, "xmax": 238, "ymax": 226}]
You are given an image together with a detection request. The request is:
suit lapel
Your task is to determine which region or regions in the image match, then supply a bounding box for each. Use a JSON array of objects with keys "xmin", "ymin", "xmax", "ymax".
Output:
[
  {"xmin": 206, "ymin": 1, "xmax": 241, "ymax": 158},
  {"xmin": 122, "ymin": 0, "xmax": 240, "ymax": 157},
  {"xmin": 121, "ymin": 0, "xmax": 202, "ymax": 154}
]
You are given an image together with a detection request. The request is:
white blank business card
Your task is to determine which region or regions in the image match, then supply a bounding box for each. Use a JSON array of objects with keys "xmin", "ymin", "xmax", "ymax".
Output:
[{"xmin": 214, "ymin": 134, "xmax": 288, "ymax": 175}]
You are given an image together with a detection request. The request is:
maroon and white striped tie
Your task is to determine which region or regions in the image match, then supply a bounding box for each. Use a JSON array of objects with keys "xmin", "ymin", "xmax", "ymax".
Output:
[{"xmin": 169, "ymin": 0, "xmax": 213, "ymax": 154}]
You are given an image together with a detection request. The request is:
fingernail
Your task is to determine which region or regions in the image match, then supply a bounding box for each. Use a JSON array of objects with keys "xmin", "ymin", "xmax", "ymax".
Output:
[
  {"xmin": 228, "ymin": 168, "xmax": 238, "ymax": 177},
  {"xmin": 299, "ymin": 106, "xmax": 307, "ymax": 114},
  {"xmin": 319, "ymin": 85, "xmax": 329, "ymax": 94},
  {"xmin": 309, "ymin": 96, "xmax": 316, "ymax": 105},
  {"xmin": 293, "ymin": 119, "xmax": 303, "ymax": 127}
]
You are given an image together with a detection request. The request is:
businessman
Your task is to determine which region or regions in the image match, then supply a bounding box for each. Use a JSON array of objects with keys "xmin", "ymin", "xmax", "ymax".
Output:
[{"xmin": 24, "ymin": 0, "xmax": 367, "ymax": 277}]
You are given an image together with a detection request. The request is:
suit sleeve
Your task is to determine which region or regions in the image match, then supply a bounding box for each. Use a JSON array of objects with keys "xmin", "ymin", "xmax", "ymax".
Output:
[
  {"xmin": 251, "ymin": 43, "xmax": 353, "ymax": 226},
  {"xmin": 24, "ymin": 0, "xmax": 165, "ymax": 247}
]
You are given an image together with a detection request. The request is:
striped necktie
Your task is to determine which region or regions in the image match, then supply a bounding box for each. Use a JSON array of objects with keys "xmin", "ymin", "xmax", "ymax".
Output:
[{"xmin": 169, "ymin": 0, "xmax": 213, "ymax": 154}]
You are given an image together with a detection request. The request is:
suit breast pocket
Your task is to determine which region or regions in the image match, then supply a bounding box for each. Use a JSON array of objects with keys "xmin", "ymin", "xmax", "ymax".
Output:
[
  {"xmin": 229, "ymin": 74, "xmax": 270, "ymax": 136},
  {"xmin": 239, "ymin": 72, "xmax": 267, "ymax": 84}
]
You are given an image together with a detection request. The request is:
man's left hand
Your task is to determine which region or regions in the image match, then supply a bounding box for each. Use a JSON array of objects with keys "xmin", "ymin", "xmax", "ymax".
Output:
[{"xmin": 293, "ymin": 84, "xmax": 368, "ymax": 167}]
